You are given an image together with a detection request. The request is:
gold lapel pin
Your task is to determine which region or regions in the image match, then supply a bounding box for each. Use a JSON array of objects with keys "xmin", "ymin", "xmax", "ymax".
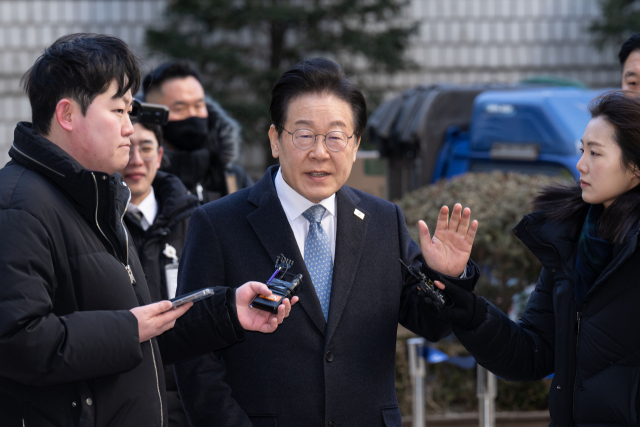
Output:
[{"xmin": 354, "ymin": 209, "xmax": 365, "ymax": 220}]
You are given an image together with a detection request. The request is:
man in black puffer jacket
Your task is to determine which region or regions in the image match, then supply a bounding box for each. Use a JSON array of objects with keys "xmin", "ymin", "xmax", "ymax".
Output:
[
  {"xmin": 120, "ymin": 121, "xmax": 199, "ymax": 426},
  {"xmin": 143, "ymin": 61, "xmax": 254, "ymax": 203},
  {"xmin": 0, "ymin": 33, "xmax": 295, "ymax": 427},
  {"xmin": 126, "ymin": 169, "xmax": 196, "ymax": 300}
]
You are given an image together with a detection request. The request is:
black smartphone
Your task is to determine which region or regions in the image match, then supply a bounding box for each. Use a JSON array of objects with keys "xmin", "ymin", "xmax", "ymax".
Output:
[{"xmin": 170, "ymin": 288, "xmax": 215, "ymax": 308}]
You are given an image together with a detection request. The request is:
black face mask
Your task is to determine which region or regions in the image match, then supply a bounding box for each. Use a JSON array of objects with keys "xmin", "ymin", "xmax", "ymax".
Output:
[{"xmin": 162, "ymin": 117, "xmax": 209, "ymax": 151}]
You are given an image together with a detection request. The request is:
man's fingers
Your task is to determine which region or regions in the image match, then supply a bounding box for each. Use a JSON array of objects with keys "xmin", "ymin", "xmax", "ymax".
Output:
[
  {"xmin": 465, "ymin": 220, "xmax": 479, "ymax": 246},
  {"xmin": 281, "ymin": 298, "xmax": 292, "ymax": 318},
  {"xmin": 158, "ymin": 301, "xmax": 192, "ymax": 324},
  {"xmin": 459, "ymin": 207, "xmax": 471, "ymax": 234},
  {"xmin": 150, "ymin": 300, "xmax": 174, "ymax": 316},
  {"xmin": 434, "ymin": 280, "xmax": 445, "ymax": 290},
  {"xmin": 236, "ymin": 281, "xmax": 271, "ymax": 306},
  {"xmin": 276, "ymin": 304, "xmax": 286, "ymax": 324},
  {"xmin": 291, "ymin": 296, "xmax": 299, "ymax": 306},
  {"xmin": 245, "ymin": 281, "xmax": 271, "ymax": 296},
  {"xmin": 448, "ymin": 203, "xmax": 462, "ymax": 232},
  {"xmin": 162, "ymin": 319, "xmax": 178, "ymax": 334},
  {"xmin": 418, "ymin": 220, "xmax": 432, "ymax": 249},
  {"xmin": 260, "ymin": 316, "xmax": 278, "ymax": 333},
  {"xmin": 435, "ymin": 206, "xmax": 449, "ymax": 231}
]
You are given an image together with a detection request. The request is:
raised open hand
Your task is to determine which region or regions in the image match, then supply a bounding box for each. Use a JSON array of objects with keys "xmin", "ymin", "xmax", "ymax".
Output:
[
  {"xmin": 419, "ymin": 204, "xmax": 478, "ymax": 277},
  {"xmin": 235, "ymin": 282, "xmax": 299, "ymax": 333}
]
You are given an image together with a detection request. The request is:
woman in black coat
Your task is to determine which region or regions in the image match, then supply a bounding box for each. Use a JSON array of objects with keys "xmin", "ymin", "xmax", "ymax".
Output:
[{"xmin": 424, "ymin": 90, "xmax": 640, "ymax": 426}]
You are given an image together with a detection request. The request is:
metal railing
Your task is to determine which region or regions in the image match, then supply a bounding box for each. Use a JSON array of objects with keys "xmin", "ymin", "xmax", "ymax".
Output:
[{"xmin": 407, "ymin": 338, "xmax": 497, "ymax": 427}]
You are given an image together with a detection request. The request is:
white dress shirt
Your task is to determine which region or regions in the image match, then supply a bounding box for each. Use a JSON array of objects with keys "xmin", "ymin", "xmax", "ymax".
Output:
[
  {"xmin": 274, "ymin": 168, "xmax": 467, "ymax": 278},
  {"xmin": 274, "ymin": 169, "xmax": 336, "ymax": 261},
  {"xmin": 128, "ymin": 186, "xmax": 158, "ymax": 231}
]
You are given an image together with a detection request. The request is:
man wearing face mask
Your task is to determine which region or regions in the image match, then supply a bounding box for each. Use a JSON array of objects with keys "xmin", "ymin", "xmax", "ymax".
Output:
[{"xmin": 143, "ymin": 62, "xmax": 254, "ymax": 203}]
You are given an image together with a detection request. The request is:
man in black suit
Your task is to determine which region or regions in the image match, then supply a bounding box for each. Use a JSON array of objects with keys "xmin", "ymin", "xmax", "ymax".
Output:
[{"xmin": 174, "ymin": 58, "xmax": 479, "ymax": 427}]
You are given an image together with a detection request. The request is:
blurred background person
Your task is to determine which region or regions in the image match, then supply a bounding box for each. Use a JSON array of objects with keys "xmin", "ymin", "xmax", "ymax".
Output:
[
  {"xmin": 143, "ymin": 62, "xmax": 253, "ymax": 203},
  {"xmin": 620, "ymin": 32, "xmax": 640, "ymax": 91},
  {"xmin": 120, "ymin": 121, "xmax": 198, "ymax": 427}
]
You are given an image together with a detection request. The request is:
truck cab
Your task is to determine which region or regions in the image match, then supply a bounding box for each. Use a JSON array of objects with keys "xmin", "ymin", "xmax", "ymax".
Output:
[{"xmin": 431, "ymin": 88, "xmax": 606, "ymax": 183}]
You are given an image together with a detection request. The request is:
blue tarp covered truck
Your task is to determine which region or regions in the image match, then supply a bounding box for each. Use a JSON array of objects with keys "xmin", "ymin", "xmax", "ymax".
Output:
[{"xmin": 369, "ymin": 85, "xmax": 608, "ymax": 199}]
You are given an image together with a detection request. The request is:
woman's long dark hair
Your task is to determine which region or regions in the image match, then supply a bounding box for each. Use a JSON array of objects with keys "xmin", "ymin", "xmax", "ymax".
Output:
[{"xmin": 534, "ymin": 90, "xmax": 640, "ymax": 244}]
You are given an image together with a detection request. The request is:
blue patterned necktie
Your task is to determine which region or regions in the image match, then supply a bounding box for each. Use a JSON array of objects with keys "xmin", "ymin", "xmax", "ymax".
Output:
[{"xmin": 302, "ymin": 205, "xmax": 333, "ymax": 320}]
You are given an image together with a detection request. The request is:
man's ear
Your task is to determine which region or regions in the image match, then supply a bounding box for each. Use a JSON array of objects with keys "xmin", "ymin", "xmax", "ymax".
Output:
[
  {"xmin": 54, "ymin": 99, "xmax": 75, "ymax": 132},
  {"xmin": 351, "ymin": 136, "xmax": 360, "ymax": 163},
  {"xmin": 268, "ymin": 125, "xmax": 280, "ymax": 159}
]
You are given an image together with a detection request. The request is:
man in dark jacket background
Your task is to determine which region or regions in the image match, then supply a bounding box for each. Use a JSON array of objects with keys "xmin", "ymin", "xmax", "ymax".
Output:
[
  {"xmin": 0, "ymin": 33, "xmax": 295, "ymax": 427},
  {"xmin": 620, "ymin": 32, "xmax": 640, "ymax": 92},
  {"xmin": 119, "ymin": 121, "xmax": 199, "ymax": 426},
  {"xmin": 143, "ymin": 61, "xmax": 254, "ymax": 203}
]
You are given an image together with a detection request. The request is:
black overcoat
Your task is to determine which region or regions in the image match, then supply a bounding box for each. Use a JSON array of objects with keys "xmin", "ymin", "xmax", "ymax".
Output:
[
  {"xmin": 175, "ymin": 166, "xmax": 478, "ymax": 427},
  {"xmin": 456, "ymin": 209, "xmax": 640, "ymax": 426}
]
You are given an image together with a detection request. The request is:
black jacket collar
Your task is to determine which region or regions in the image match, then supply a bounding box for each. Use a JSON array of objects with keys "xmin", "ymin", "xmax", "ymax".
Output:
[
  {"xmin": 9, "ymin": 122, "xmax": 132, "ymax": 264},
  {"xmin": 126, "ymin": 171, "xmax": 199, "ymax": 233},
  {"xmin": 514, "ymin": 208, "xmax": 640, "ymax": 302}
]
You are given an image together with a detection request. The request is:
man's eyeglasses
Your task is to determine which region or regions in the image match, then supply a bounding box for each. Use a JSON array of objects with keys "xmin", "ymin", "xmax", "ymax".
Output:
[
  {"xmin": 129, "ymin": 143, "xmax": 159, "ymax": 162},
  {"xmin": 282, "ymin": 128, "xmax": 354, "ymax": 152}
]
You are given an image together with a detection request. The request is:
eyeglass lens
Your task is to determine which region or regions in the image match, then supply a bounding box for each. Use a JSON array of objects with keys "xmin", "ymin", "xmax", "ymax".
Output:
[
  {"xmin": 292, "ymin": 129, "xmax": 349, "ymax": 151},
  {"xmin": 129, "ymin": 144, "xmax": 158, "ymax": 161}
]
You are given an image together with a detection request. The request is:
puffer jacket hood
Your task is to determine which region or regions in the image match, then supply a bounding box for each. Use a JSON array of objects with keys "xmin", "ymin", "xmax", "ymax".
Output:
[
  {"xmin": 456, "ymin": 208, "xmax": 640, "ymax": 426},
  {"xmin": 205, "ymin": 97, "xmax": 241, "ymax": 165}
]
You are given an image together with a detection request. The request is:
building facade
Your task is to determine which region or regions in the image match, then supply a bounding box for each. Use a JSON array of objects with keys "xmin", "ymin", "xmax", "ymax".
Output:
[
  {"xmin": 0, "ymin": 0, "xmax": 168, "ymax": 165},
  {"xmin": 0, "ymin": 0, "xmax": 621, "ymax": 166}
]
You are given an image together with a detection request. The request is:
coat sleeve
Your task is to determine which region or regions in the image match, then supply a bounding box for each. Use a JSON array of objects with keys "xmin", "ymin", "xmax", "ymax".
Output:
[
  {"xmin": 0, "ymin": 209, "xmax": 143, "ymax": 387},
  {"xmin": 156, "ymin": 286, "xmax": 244, "ymax": 365},
  {"xmin": 173, "ymin": 207, "xmax": 253, "ymax": 427},
  {"xmin": 396, "ymin": 204, "xmax": 479, "ymax": 341},
  {"xmin": 454, "ymin": 267, "xmax": 556, "ymax": 381}
]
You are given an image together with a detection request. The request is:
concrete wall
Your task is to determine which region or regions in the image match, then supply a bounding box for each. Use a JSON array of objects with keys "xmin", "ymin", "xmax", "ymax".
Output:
[
  {"xmin": 0, "ymin": 0, "xmax": 167, "ymax": 166},
  {"xmin": 365, "ymin": 0, "xmax": 620, "ymax": 93}
]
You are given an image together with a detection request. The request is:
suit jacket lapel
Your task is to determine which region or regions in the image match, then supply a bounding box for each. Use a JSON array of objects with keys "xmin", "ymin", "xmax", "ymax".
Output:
[
  {"xmin": 247, "ymin": 166, "xmax": 327, "ymax": 335},
  {"xmin": 326, "ymin": 187, "xmax": 369, "ymax": 344}
]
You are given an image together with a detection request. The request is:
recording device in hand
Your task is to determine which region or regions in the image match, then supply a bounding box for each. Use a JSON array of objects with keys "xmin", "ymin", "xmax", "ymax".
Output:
[
  {"xmin": 402, "ymin": 260, "xmax": 486, "ymax": 330},
  {"xmin": 170, "ymin": 288, "xmax": 215, "ymax": 308},
  {"xmin": 399, "ymin": 259, "xmax": 451, "ymax": 311},
  {"xmin": 251, "ymin": 255, "xmax": 302, "ymax": 313},
  {"xmin": 131, "ymin": 99, "xmax": 170, "ymax": 126}
]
